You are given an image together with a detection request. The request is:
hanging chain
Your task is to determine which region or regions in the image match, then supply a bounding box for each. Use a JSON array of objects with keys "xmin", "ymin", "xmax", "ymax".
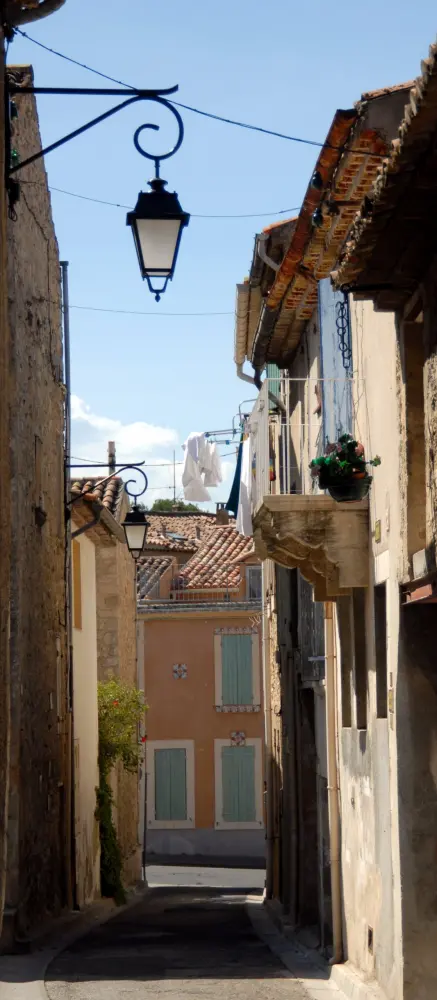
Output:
[{"xmin": 335, "ymin": 295, "xmax": 352, "ymax": 372}]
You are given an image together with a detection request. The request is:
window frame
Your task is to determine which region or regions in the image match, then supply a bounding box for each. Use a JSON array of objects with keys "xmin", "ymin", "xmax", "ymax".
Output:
[
  {"xmin": 214, "ymin": 738, "xmax": 263, "ymax": 830},
  {"xmin": 146, "ymin": 739, "xmax": 195, "ymax": 830},
  {"xmin": 213, "ymin": 628, "xmax": 261, "ymax": 710},
  {"xmin": 246, "ymin": 564, "xmax": 262, "ymax": 600}
]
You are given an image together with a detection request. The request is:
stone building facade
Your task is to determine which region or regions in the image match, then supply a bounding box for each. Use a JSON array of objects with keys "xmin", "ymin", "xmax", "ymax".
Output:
[
  {"xmin": 0, "ymin": 0, "xmax": 68, "ymax": 942},
  {"xmin": 71, "ymin": 472, "xmax": 140, "ymax": 886},
  {"xmin": 137, "ymin": 512, "xmax": 265, "ymax": 864},
  {"xmin": 231, "ymin": 63, "xmax": 437, "ymax": 999},
  {"xmin": 1, "ymin": 66, "xmax": 69, "ymax": 947}
]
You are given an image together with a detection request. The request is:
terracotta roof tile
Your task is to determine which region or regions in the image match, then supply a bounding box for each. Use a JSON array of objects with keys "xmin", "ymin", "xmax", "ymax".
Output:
[
  {"xmin": 144, "ymin": 512, "xmax": 217, "ymax": 552},
  {"xmin": 178, "ymin": 526, "xmax": 255, "ymax": 590},
  {"xmin": 69, "ymin": 476, "xmax": 126, "ymax": 520},
  {"xmin": 137, "ymin": 556, "xmax": 173, "ymax": 600},
  {"xmin": 334, "ymin": 40, "xmax": 437, "ymax": 287}
]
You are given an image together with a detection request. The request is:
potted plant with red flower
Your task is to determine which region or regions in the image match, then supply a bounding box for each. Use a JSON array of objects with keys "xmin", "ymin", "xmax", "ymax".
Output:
[{"xmin": 310, "ymin": 433, "xmax": 381, "ymax": 502}]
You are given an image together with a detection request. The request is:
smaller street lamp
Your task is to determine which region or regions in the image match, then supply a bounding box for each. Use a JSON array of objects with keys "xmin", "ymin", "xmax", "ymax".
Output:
[
  {"xmin": 68, "ymin": 461, "xmax": 150, "ymax": 559},
  {"xmin": 122, "ymin": 504, "xmax": 149, "ymax": 560}
]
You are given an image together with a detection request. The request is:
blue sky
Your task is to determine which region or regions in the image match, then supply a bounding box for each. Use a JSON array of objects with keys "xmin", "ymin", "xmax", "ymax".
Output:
[{"xmin": 9, "ymin": 1, "xmax": 437, "ymax": 505}]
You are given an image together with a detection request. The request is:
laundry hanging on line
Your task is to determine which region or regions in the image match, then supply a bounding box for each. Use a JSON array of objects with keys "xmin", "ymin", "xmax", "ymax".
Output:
[
  {"xmin": 182, "ymin": 431, "xmax": 223, "ymax": 502},
  {"xmin": 236, "ymin": 434, "xmax": 253, "ymax": 537},
  {"xmin": 225, "ymin": 436, "xmax": 243, "ymax": 516}
]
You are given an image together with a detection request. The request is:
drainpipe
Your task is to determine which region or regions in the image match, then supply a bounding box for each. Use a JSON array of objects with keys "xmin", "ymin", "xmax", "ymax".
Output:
[
  {"xmin": 325, "ymin": 601, "xmax": 342, "ymax": 964},
  {"xmin": 236, "ymin": 363, "xmax": 286, "ymax": 414},
  {"xmin": 257, "ymin": 233, "xmax": 280, "ymax": 273}
]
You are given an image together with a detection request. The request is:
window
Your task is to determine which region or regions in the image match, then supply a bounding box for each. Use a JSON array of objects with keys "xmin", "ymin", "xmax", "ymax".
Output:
[
  {"xmin": 214, "ymin": 630, "xmax": 260, "ymax": 709},
  {"xmin": 353, "ymin": 589, "xmax": 367, "ymax": 730},
  {"xmin": 374, "ymin": 583, "xmax": 388, "ymax": 719},
  {"xmin": 246, "ymin": 565, "xmax": 262, "ymax": 600},
  {"xmin": 147, "ymin": 740, "xmax": 194, "ymax": 829},
  {"xmin": 72, "ymin": 539, "xmax": 82, "ymax": 630},
  {"xmin": 337, "ymin": 597, "xmax": 353, "ymax": 728},
  {"xmin": 214, "ymin": 739, "xmax": 263, "ymax": 829}
]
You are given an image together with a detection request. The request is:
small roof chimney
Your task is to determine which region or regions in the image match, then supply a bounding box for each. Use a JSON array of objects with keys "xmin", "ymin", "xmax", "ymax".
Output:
[
  {"xmin": 216, "ymin": 503, "xmax": 230, "ymax": 525},
  {"xmin": 108, "ymin": 441, "xmax": 116, "ymax": 476}
]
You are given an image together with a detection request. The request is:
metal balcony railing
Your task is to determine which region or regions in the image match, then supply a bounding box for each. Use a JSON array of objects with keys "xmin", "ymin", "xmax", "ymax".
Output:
[{"xmin": 250, "ymin": 377, "xmax": 357, "ymax": 513}]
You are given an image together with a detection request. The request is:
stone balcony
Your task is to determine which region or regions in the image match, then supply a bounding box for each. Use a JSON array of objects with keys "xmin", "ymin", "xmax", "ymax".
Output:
[
  {"xmin": 253, "ymin": 494, "xmax": 369, "ymax": 601},
  {"xmin": 250, "ymin": 380, "xmax": 370, "ymax": 600}
]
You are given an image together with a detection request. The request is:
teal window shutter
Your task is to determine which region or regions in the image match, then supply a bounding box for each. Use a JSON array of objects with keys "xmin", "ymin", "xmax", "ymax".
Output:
[
  {"xmin": 221, "ymin": 745, "xmax": 256, "ymax": 822},
  {"xmin": 154, "ymin": 748, "xmax": 187, "ymax": 821},
  {"xmin": 221, "ymin": 634, "xmax": 253, "ymax": 704},
  {"xmin": 266, "ymin": 363, "xmax": 281, "ymax": 399}
]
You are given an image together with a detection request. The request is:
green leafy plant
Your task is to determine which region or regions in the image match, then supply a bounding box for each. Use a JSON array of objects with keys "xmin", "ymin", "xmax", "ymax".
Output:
[
  {"xmin": 137, "ymin": 498, "xmax": 202, "ymax": 512},
  {"xmin": 310, "ymin": 433, "xmax": 381, "ymax": 489},
  {"xmin": 96, "ymin": 678, "xmax": 147, "ymax": 903}
]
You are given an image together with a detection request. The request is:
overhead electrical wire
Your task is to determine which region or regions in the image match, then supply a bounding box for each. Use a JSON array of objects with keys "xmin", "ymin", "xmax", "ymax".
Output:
[
  {"xmin": 69, "ymin": 304, "xmax": 233, "ymax": 317},
  {"xmin": 21, "ymin": 180, "xmax": 300, "ymax": 219},
  {"xmin": 13, "ymin": 28, "xmax": 386, "ymax": 158}
]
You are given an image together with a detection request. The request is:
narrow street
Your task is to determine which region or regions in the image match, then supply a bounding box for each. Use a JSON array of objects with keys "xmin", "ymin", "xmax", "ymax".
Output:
[{"xmin": 44, "ymin": 868, "xmax": 338, "ymax": 1000}]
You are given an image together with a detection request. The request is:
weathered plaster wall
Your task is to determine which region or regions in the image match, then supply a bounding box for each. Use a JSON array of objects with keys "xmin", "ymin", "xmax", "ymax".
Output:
[
  {"xmin": 397, "ymin": 604, "xmax": 437, "ymax": 1000},
  {"xmin": 96, "ymin": 516, "xmax": 139, "ymax": 885},
  {"xmin": 142, "ymin": 611, "xmax": 264, "ymax": 859},
  {"xmin": 337, "ymin": 298, "xmax": 402, "ymax": 999},
  {"xmin": 72, "ymin": 531, "xmax": 100, "ymax": 908},
  {"xmin": 3, "ymin": 67, "xmax": 68, "ymax": 943}
]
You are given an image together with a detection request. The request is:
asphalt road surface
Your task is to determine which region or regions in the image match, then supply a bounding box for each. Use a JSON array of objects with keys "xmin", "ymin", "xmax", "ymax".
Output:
[{"xmin": 45, "ymin": 868, "xmax": 333, "ymax": 1000}]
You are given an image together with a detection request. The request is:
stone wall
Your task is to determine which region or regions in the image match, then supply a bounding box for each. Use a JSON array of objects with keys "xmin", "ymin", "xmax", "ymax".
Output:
[
  {"xmin": 3, "ymin": 67, "xmax": 68, "ymax": 943},
  {"xmin": 96, "ymin": 503, "xmax": 140, "ymax": 885},
  {"xmin": 0, "ymin": 29, "xmax": 12, "ymax": 939},
  {"xmin": 339, "ymin": 297, "xmax": 403, "ymax": 999}
]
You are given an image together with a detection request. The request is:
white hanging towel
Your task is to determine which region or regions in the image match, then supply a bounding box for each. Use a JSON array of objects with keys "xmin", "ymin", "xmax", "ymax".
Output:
[
  {"xmin": 236, "ymin": 435, "xmax": 253, "ymax": 536},
  {"xmin": 203, "ymin": 443, "xmax": 223, "ymax": 487},
  {"xmin": 182, "ymin": 432, "xmax": 212, "ymax": 502}
]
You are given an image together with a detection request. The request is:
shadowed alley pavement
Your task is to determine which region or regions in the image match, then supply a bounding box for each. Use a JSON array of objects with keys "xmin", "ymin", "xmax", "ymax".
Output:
[{"xmin": 45, "ymin": 868, "xmax": 341, "ymax": 1000}]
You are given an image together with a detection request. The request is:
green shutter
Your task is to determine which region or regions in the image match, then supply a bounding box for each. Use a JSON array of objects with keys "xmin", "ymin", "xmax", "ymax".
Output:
[
  {"xmin": 221, "ymin": 745, "xmax": 256, "ymax": 822},
  {"xmin": 221, "ymin": 634, "xmax": 253, "ymax": 705},
  {"xmin": 155, "ymin": 748, "xmax": 187, "ymax": 821},
  {"xmin": 266, "ymin": 363, "xmax": 281, "ymax": 400}
]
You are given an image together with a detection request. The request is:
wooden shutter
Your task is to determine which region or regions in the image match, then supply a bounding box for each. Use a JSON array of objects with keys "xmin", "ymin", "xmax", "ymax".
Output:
[
  {"xmin": 154, "ymin": 748, "xmax": 187, "ymax": 821},
  {"xmin": 221, "ymin": 634, "xmax": 253, "ymax": 704},
  {"xmin": 221, "ymin": 745, "xmax": 256, "ymax": 822}
]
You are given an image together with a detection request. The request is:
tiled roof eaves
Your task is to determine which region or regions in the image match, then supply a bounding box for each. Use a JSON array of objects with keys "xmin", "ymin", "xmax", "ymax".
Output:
[
  {"xmin": 69, "ymin": 476, "xmax": 126, "ymax": 519},
  {"xmin": 71, "ymin": 495, "xmax": 124, "ymax": 544},
  {"xmin": 334, "ymin": 40, "xmax": 437, "ymax": 286},
  {"xmin": 249, "ymin": 110, "xmax": 357, "ymax": 368},
  {"xmin": 137, "ymin": 600, "xmax": 262, "ymax": 616},
  {"xmin": 263, "ymin": 110, "xmax": 358, "ymax": 314}
]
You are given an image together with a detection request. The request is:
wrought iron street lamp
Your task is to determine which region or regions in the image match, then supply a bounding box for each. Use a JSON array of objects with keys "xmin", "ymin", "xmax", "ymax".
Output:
[
  {"xmin": 5, "ymin": 81, "xmax": 189, "ymax": 298},
  {"xmin": 122, "ymin": 504, "xmax": 149, "ymax": 559},
  {"xmin": 68, "ymin": 461, "xmax": 149, "ymax": 560},
  {"xmin": 126, "ymin": 105, "xmax": 190, "ymax": 300}
]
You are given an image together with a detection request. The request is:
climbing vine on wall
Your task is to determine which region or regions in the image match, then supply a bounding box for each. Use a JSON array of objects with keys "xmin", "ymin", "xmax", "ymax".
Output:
[{"xmin": 96, "ymin": 678, "xmax": 147, "ymax": 903}]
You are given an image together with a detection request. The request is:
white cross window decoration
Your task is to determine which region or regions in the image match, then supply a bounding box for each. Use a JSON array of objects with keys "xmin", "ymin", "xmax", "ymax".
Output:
[
  {"xmin": 230, "ymin": 731, "xmax": 246, "ymax": 746},
  {"xmin": 173, "ymin": 663, "xmax": 187, "ymax": 679}
]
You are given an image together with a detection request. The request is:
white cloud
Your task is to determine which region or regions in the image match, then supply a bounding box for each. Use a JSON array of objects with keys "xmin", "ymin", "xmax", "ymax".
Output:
[
  {"xmin": 71, "ymin": 394, "xmax": 178, "ymax": 463},
  {"xmin": 70, "ymin": 395, "xmax": 236, "ymax": 509}
]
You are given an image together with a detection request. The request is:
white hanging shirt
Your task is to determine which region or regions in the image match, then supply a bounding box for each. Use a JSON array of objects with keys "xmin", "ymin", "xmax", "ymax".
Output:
[
  {"xmin": 204, "ymin": 443, "xmax": 223, "ymax": 487},
  {"xmin": 182, "ymin": 432, "xmax": 212, "ymax": 502}
]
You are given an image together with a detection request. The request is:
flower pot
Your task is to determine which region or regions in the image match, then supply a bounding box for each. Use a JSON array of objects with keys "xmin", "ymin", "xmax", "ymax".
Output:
[{"xmin": 327, "ymin": 476, "xmax": 372, "ymax": 502}]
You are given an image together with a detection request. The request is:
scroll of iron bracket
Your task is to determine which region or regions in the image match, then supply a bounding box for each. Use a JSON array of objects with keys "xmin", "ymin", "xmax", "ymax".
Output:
[{"xmin": 5, "ymin": 83, "xmax": 180, "ymax": 175}]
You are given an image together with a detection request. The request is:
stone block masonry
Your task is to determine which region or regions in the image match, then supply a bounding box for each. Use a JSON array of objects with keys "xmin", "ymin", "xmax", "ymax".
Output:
[{"xmin": 1, "ymin": 65, "xmax": 69, "ymax": 946}]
